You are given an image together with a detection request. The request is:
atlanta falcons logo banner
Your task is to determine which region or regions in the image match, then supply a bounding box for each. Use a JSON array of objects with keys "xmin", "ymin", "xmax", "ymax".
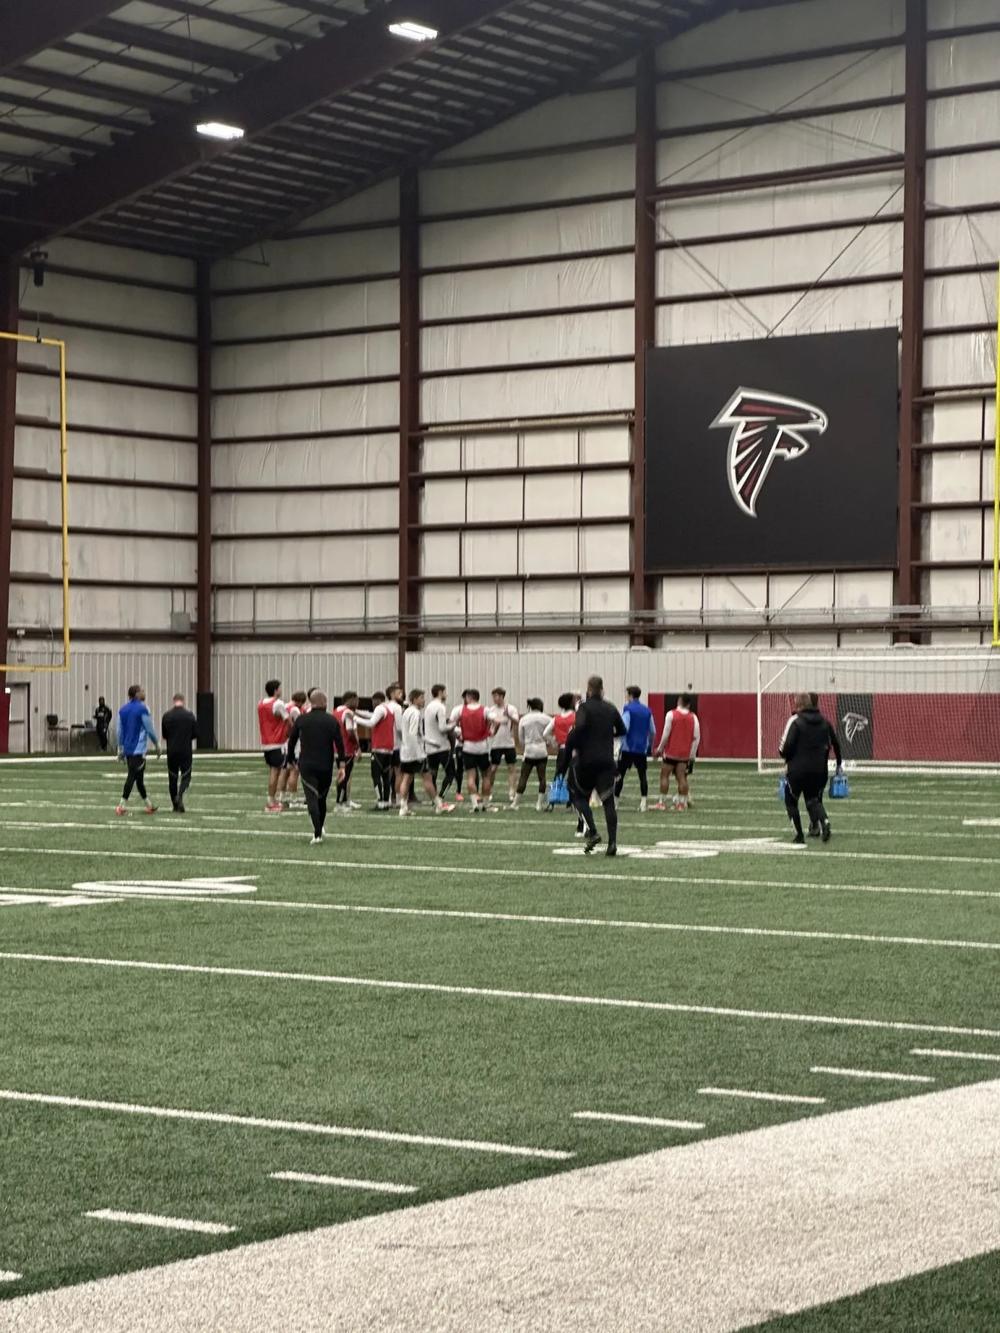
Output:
[{"xmin": 644, "ymin": 329, "xmax": 898, "ymax": 572}]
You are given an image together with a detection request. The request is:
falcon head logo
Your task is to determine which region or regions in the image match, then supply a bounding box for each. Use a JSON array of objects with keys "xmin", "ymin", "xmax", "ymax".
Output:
[
  {"xmin": 842, "ymin": 712, "xmax": 870, "ymax": 744},
  {"xmin": 710, "ymin": 388, "xmax": 829, "ymax": 518}
]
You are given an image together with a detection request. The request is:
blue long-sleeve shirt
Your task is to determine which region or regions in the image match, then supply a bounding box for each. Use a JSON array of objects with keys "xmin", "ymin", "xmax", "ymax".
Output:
[{"xmin": 118, "ymin": 699, "xmax": 159, "ymax": 756}]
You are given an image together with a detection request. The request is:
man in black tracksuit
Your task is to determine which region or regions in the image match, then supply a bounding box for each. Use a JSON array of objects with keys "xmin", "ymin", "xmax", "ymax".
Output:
[
  {"xmin": 286, "ymin": 690, "xmax": 346, "ymax": 844},
  {"xmin": 161, "ymin": 693, "xmax": 198, "ymax": 813},
  {"xmin": 779, "ymin": 691, "xmax": 843, "ymax": 844},
  {"xmin": 565, "ymin": 675, "xmax": 626, "ymax": 857}
]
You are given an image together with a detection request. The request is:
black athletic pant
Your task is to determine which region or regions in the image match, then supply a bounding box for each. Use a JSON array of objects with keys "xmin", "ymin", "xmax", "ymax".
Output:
[
  {"xmin": 167, "ymin": 750, "xmax": 192, "ymax": 808},
  {"xmin": 97, "ymin": 727, "xmax": 109, "ymax": 753},
  {"xmin": 517, "ymin": 757, "xmax": 548, "ymax": 795},
  {"xmin": 785, "ymin": 769, "xmax": 829, "ymax": 836},
  {"xmin": 122, "ymin": 754, "xmax": 148, "ymax": 802},
  {"xmin": 615, "ymin": 751, "xmax": 648, "ymax": 798},
  {"xmin": 371, "ymin": 751, "xmax": 393, "ymax": 804},
  {"xmin": 336, "ymin": 756, "xmax": 355, "ymax": 804},
  {"xmin": 437, "ymin": 750, "xmax": 458, "ymax": 798},
  {"xmin": 570, "ymin": 761, "xmax": 618, "ymax": 846},
  {"xmin": 300, "ymin": 766, "xmax": 333, "ymax": 838}
]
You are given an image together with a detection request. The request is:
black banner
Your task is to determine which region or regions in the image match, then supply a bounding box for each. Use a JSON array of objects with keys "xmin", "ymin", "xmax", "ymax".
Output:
[
  {"xmin": 835, "ymin": 693, "xmax": 874, "ymax": 761},
  {"xmin": 645, "ymin": 330, "xmax": 899, "ymax": 570}
]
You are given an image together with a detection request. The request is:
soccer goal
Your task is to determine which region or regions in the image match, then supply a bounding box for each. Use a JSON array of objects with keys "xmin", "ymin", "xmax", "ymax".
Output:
[{"xmin": 757, "ymin": 651, "xmax": 1000, "ymax": 773}]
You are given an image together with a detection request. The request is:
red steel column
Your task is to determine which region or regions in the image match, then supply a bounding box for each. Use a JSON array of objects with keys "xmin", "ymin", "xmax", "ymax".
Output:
[
  {"xmin": 897, "ymin": 0, "xmax": 927, "ymax": 621},
  {"xmin": 632, "ymin": 46, "xmax": 657, "ymax": 643},
  {"xmin": 0, "ymin": 260, "xmax": 19, "ymax": 730},
  {"xmin": 397, "ymin": 168, "xmax": 421, "ymax": 680},
  {"xmin": 196, "ymin": 259, "xmax": 213, "ymax": 696}
]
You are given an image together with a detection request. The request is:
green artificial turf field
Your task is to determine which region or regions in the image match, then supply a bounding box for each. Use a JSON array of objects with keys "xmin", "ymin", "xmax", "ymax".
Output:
[{"xmin": 0, "ymin": 754, "xmax": 998, "ymax": 1315}]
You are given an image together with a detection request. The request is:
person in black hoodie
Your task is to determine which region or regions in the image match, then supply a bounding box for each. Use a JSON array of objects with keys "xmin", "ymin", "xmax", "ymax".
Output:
[{"xmin": 779, "ymin": 692, "xmax": 843, "ymax": 845}]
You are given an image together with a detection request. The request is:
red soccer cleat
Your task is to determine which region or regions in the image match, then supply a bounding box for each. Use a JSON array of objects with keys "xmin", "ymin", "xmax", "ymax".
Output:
[
  {"xmin": 143, "ymin": 805, "xmax": 157, "ymax": 815},
  {"xmin": 114, "ymin": 804, "xmax": 128, "ymax": 817}
]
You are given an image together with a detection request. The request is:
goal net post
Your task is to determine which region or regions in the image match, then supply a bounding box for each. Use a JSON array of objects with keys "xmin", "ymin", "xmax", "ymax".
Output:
[{"xmin": 757, "ymin": 651, "xmax": 1000, "ymax": 774}]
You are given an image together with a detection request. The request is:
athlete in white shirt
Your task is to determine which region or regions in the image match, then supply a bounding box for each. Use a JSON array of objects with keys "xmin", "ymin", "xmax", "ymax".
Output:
[
  {"xmin": 487, "ymin": 687, "xmax": 520, "ymax": 804},
  {"xmin": 423, "ymin": 683, "xmax": 456, "ymax": 798},
  {"xmin": 513, "ymin": 699, "xmax": 553, "ymax": 811},
  {"xmin": 398, "ymin": 688, "xmax": 453, "ymax": 817}
]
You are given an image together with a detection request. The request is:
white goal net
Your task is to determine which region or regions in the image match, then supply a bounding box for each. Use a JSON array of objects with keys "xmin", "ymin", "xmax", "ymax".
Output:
[{"xmin": 757, "ymin": 651, "xmax": 1000, "ymax": 773}]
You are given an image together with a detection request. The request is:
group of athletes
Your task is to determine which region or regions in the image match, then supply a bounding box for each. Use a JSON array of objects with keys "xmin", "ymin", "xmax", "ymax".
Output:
[
  {"xmin": 255, "ymin": 676, "xmax": 703, "ymax": 854},
  {"xmin": 107, "ymin": 674, "xmax": 843, "ymax": 856}
]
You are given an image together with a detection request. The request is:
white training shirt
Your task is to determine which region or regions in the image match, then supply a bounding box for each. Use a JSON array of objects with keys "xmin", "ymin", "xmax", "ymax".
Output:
[
  {"xmin": 400, "ymin": 704, "xmax": 425, "ymax": 764},
  {"xmin": 519, "ymin": 711, "xmax": 553, "ymax": 761},
  {"xmin": 424, "ymin": 697, "xmax": 452, "ymax": 754},
  {"xmin": 488, "ymin": 702, "xmax": 519, "ymax": 748}
]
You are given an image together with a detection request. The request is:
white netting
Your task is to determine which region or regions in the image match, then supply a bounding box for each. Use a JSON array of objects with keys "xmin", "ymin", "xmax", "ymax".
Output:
[{"xmin": 758, "ymin": 651, "xmax": 1000, "ymax": 772}]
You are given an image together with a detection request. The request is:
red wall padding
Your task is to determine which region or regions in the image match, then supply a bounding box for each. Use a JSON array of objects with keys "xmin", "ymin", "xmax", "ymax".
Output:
[{"xmin": 649, "ymin": 692, "xmax": 758, "ymax": 760}]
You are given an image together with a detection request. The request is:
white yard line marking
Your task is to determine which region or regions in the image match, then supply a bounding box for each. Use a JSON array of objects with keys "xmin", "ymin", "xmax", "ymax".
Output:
[
  {"xmin": 54, "ymin": 891, "xmax": 1000, "ymax": 955},
  {"xmin": 2, "ymin": 952, "xmax": 998, "ymax": 1040},
  {"xmin": 85, "ymin": 1209, "xmax": 235, "ymax": 1236},
  {"xmin": 911, "ymin": 1048, "xmax": 1000, "ymax": 1064},
  {"xmin": 270, "ymin": 1172, "xmax": 417, "ymax": 1195},
  {"xmin": 0, "ymin": 1271, "xmax": 22, "ymax": 1283},
  {"xmin": 699, "ymin": 1087, "xmax": 826, "ymax": 1106},
  {"xmin": 2, "ymin": 843, "xmax": 1000, "ymax": 905},
  {"xmin": 0, "ymin": 1091, "xmax": 572, "ymax": 1161},
  {"xmin": 573, "ymin": 1111, "xmax": 705, "ymax": 1131},
  {"xmin": 5, "ymin": 819, "xmax": 1000, "ymax": 867},
  {"xmin": 810, "ymin": 1066, "xmax": 935, "ymax": 1084}
]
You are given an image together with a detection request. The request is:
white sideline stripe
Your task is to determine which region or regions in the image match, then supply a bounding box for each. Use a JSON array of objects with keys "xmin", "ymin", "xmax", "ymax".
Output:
[
  {"xmin": 573, "ymin": 1111, "xmax": 705, "ymax": 1131},
  {"xmin": 911, "ymin": 1047, "xmax": 1000, "ymax": 1064},
  {"xmin": 270, "ymin": 1171, "xmax": 417, "ymax": 1195},
  {"xmin": 86, "ymin": 1209, "xmax": 235, "ymax": 1236},
  {"xmin": 699, "ymin": 1087, "xmax": 826, "ymax": 1106},
  {"xmin": 6, "ymin": 819, "xmax": 1000, "ymax": 867},
  {"xmin": 3, "ymin": 843, "xmax": 1000, "ymax": 906},
  {"xmin": 3, "ymin": 952, "xmax": 999, "ymax": 1040},
  {"xmin": 44, "ymin": 889, "xmax": 1000, "ymax": 956},
  {"xmin": 0, "ymin": 1271, "xmax": 22, "ymax": 1283},
  {"xmin": 0, "ymin": 1091, "xmax": 572, "ymax": 1161},
  {"xmin": 810, "ymin": 1066, "xmax": 936, "ymax": 1085}
]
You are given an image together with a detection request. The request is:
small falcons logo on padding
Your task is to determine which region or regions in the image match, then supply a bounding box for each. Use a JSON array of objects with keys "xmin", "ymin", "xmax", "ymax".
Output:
[
  {"xmin": 710, "ymin": 388, "xmax": 829, "ymax": 517},
  {"xmin": 842, "ymin": 713, "xmax": 870, "ymax": 744}
]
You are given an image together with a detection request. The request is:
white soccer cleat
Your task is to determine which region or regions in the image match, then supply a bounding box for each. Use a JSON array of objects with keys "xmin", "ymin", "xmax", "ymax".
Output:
[
  {"xmin": 535, "ymin": 794, "xmax": 547, "ymax": 812},
  {"xmin": 639, "ymin": 797, "xmax": 648, "ymax": 813},
  {"xmin": 310, "ymin": 835, "xmax": 324, "ymax": 845}
]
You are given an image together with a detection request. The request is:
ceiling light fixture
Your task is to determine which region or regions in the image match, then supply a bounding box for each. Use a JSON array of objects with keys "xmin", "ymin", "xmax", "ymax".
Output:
[
  {"xmin": 196, "ymin": 121, "xmax": 245, "ymax": 142},
  {"xmin": 388, "ymin": 20, "xmax": 438, "ymax": 41}
]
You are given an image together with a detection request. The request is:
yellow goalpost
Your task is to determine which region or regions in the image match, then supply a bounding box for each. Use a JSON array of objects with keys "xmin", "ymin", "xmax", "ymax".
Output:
[{"xmin": 1, "ymin": 331, "xmax": 70, "ymax": 673}]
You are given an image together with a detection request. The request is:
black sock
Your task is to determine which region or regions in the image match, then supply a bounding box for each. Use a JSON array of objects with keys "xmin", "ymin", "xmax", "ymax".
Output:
[
  {"xmin": 785, "ymin": 791, "xmax": 803, "ymax": 836},
  {"xmin": 603, "ymin": 795, "xmax": 618, "ymax": 846}
]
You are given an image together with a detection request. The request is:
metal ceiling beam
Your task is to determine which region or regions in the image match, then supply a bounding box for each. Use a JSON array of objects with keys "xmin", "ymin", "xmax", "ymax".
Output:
[
  {"xmin": 0, "ymin": 0, "xmax": 518, "ymax": 256},
  {"xmin": 0, "ymin": 1, "xmax": 124, "ymax": 74}
]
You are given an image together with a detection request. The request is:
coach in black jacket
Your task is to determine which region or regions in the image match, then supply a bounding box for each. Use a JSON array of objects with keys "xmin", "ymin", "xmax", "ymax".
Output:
[
  {"xmin": 287, "ymin": 691, "xmax": 346, "ymax": 845},
  {"xmin": 779, "ymin": 692, "xmax": 843, "ymax": 844}
]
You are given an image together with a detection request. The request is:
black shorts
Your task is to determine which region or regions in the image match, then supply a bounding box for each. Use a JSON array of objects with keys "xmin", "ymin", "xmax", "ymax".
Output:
[
  {"xmin": 464, "ymin": 752, "xmax": 490, "ymax": 774},
  {"xmin": 391, "ymin": 749, "xmax": 401, "ymax": 767},
  {"xmin": 283, "ymin": 751, "xmax": 298, "ymax": 770},
  {"xmin": 661, "ymin": 757, "xmax": 689, "ymax": 772},
  {"xmin": 490, "ymin": 747, "xmax": 517, "ymax": 767},
  {"xmin": 427, "ymin": 749, "xmax": 451, "ymax": 773},
  {"xmin": 263, "ymin": 749, "xmax": 285, "ymax": 770},
  {"xmin": 401, "ymin": 759, "xmax": 425, "ymax": 776},
  {"xmin": 571, "ymin": 761, "xmax": 616, "ymax": 802}
]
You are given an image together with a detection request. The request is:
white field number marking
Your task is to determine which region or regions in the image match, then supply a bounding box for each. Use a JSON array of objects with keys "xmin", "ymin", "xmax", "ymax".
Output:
[
  {"xmin": 85, "ymin": 1209, "xmax": 235, "ymax": 1236},
  {"xmin": 270, "ymin": 1171, "xmax": 416, "ymax": 1195},
  {"xmin": 553, "ymin": 838, "xmax": 799, "ymax": 861},
  {"xmin": 0, "ymin": 892, "xmax": 121, "ymax": 910}
]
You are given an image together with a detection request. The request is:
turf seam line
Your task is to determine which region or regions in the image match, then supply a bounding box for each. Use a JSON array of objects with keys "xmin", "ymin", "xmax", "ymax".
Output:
[
  {"xmin": 0, "ymin": 1091, "xmax": 573, "ymax": 1161},
  {"xmin": 3, "ymin": 952, "xmax": 999, "ymax": 1039}
]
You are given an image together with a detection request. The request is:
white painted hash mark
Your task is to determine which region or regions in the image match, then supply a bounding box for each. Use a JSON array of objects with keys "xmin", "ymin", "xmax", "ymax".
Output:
[
  {"xmin": 573, "ymin": 1111, "xmax": 705, "ymax": 1131},
  {"xmin": 0, "ymin": 1271, "xmax": 22, "ymax": 1282},
  {"xmin": 2, "ymin": 951, "xmax": 999, "ymax": 1040},
  {"xmin": 698, "ymin": 1087, "xmax": 826, "ymax": 1106},
  {"xmin": 810, "ymin": 1066, "xmax": 934, "ymax": 1084},
  {"xmin": 86, "ymin": 1209, "xmax": 235, "ymax": 1236},
  {"xmin": 911, "ymin": 1048, "xmax": 1000, "ymax": 1064},
  {"xmin": 0, "ymin": 1091, "xmax": 572, "ymax": 1161},
  {"xmin": 270, "ymin": 1172, "xmax": 417, "ymax": 1195}
]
